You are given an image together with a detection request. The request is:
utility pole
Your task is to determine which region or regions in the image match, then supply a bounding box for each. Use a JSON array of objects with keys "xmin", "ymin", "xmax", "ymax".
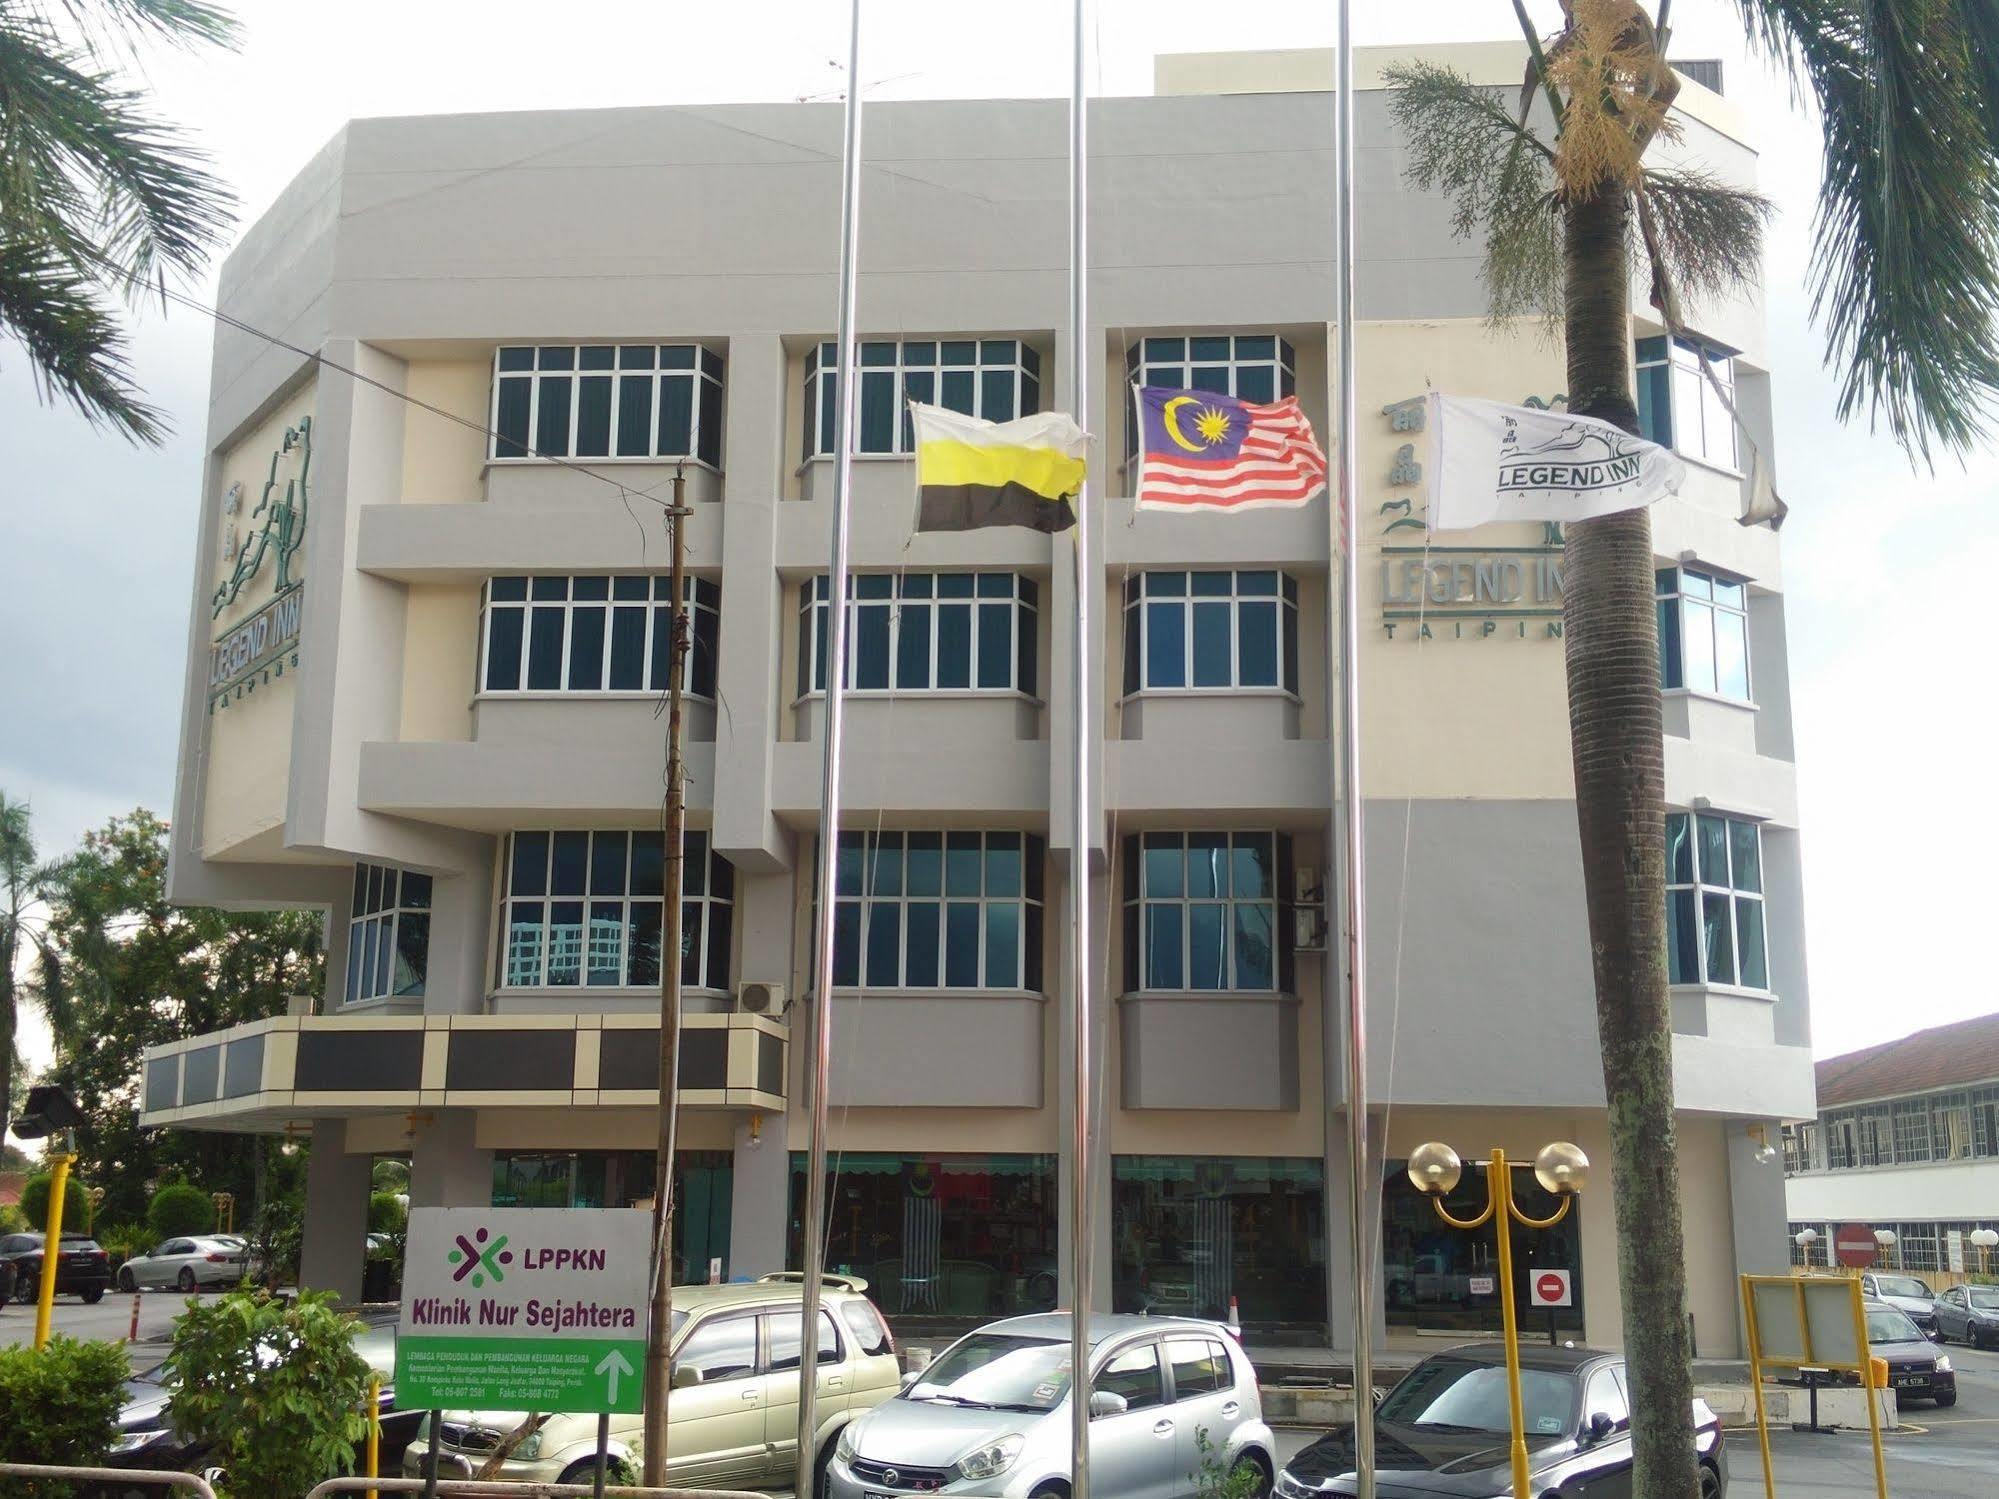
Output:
[{"xmin": 642, "ymin": 468, "xmax": 691, "ymax": 1488}]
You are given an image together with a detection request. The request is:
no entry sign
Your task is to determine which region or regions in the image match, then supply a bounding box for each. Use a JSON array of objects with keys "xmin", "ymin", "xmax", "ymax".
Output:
[
  {"xmin": 1530, "ymin": 1269, "xmax": 1573, "ymax": 1308},
  {"xmin": 396, "ymin": 1207, "xmax": 651, "ymax": 1413},
  {"xmin": 1834, "ymin": 1222, "xmax": 1879, "ymax": 1268}
]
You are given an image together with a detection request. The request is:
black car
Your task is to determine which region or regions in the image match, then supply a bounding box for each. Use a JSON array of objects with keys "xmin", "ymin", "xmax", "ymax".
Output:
[
  {"xmin": 1278, "ymin": 1343, "xmax": 1726, "ymax": 1498},
  {"xmin": 0, "ymin": 1231, "xmax": 112, "ymax": 1304},
  {"xmin": 1935, "ymin": 1283, "xmax": 1999, "ymax": 1349},
  {"xmin": 1858, "ymin": 1300, "xmax": 1955, "ymax": 1407}
]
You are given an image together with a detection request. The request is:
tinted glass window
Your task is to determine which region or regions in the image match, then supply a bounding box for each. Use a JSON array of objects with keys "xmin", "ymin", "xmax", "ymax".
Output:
[
  {"xmin": 765, "ymin": 1309, "xmax": 841, "ymax": 1371},
  {"xmin": 1583, "ymin": 1368, "xmax": 1628, "ymax": 1428},
  {"xmin": 1168, "ymin": 1339, "xmax": 1229, "ymax": 1398},
  {"xmin": 1099, "ymin": 1344, "xmax": 1165, "ymax": 1411},
  {"xmin": 675, "ymin": 1315, "xmax": 757, "ymax": 1384},
  {"xmin": 839, "ymin": 1299, "xmax": 893, "ymax": 1358}
]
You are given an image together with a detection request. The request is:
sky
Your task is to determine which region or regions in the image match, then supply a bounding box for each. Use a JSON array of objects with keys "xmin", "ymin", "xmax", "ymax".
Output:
[{"xmin": 0, "ymin": 0, "xmax": 1993, "ymax": 1068}]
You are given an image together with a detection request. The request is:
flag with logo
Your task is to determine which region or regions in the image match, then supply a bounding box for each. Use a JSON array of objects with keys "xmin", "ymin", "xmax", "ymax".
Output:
[
  {"xmin": 1427, "ymin": 392, "xmax": 1685, "ymax": 531},
  {"xmin": 912, "ymin": 403, "xmax": 1087, "ymax": 534},
  {"xmin": 1132, "ymin": 386, "xmax": 1328, "ymax": 512}
]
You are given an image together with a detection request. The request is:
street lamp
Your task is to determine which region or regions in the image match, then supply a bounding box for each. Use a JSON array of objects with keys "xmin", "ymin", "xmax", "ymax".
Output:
[
  {"xmin": 1795, "ymin": 1227, "xmax": 1821, "ymax": 1269},
  {"xmin": 1408, "ymin": 1141, "xmax": 1588, "ymax": 1499},
  {"xmin": 1874, "ymin": 1229, "xmax": 1898, "ymax": 1270},
  {"xmin": 1970, "ymin": 1228, "xmax": 1997, "ymax": 1278}
]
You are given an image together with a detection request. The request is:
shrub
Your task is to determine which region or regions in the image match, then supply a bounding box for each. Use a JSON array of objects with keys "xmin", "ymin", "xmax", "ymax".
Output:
[
  {"xmin": 0, "ymin": 1205, "xmax": 25, "ymax": 1236},
  {"xmin": 0, "ymin": 1336, "xmax": 129, "ymax": 1497},
  {"xmin": 368, "ymin": 1191, "xmax": 407, "ymax": 1236},
  {"xmin": 165, "ymin": 1288, "xmax": 369, "ymax": 1499},
  {"xmin": 97, "ymin": 1222, "xmax": 153, "ymax": 1271},
  {"xmin": 246, "ymin": 1199, "xmax": 303, "ymax": 1290},
  {"xmin": 18, "ymin": 1174, "xmax": 88, "ymax": 1234},
  {"xmin": 148, "ymin": 1182, "xmax": 214, "ymax": 1240}
]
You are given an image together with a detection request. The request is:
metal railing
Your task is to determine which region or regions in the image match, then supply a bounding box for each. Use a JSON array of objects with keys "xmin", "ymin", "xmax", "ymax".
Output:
[
  {"xmin": 308, "ymin": 1481, "xmax": 770, "ymax": 1499},
  {"xmin": 0, "ymin": 1462, "xmax": 217, "ymax": 1498}
]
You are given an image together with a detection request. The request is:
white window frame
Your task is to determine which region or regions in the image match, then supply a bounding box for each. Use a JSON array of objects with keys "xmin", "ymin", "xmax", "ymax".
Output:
[
  {"xmin": 480, "ymin": 575, "xmax": 719, "ymax": 699},
  {"xmin": 347, "ymin": 862, "xmax": 431, "ymax": 1004},
  {"xmin": 825, "ymin": 831, "xmax": 1044, "ymax": 992},
  {"xmin": 1636, "ymin": 334, "xmax": 1740, "ymax": 472},
  {"xmin": 798, "ymin": 573, "xmax": 1038, "ymax": 697},
  {"xmin": 1122, "ymin": 570, "xmax": 1301, "ymax": 697},
  {"xmin": 1125, "ymin": 831, "xmax": 1285, "ymax": 994},
  {"xmin": 490, "ymin": 343, "xmax": 724, "ymax": 466},
  {"xmin": 804, "ymin": 339, "xmax": 1039, "ymax": 458},
  {"xmin": 1656, "ymin": 564, "xmax": 1753, "ymax": 702},
  {"xmin": 1665, "ymin": 810, "xmax": 1769, "ymax": 991}
]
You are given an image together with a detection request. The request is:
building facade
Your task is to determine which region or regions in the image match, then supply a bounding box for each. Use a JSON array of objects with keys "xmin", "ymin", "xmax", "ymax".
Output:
[
  {"xmin": 1785, "ymin": 1015, "xmax": 1999, "ymax": 1276},
  {"xmin": 144, "ymin": 45, "xmax": 1814, "ymax": 1355}
]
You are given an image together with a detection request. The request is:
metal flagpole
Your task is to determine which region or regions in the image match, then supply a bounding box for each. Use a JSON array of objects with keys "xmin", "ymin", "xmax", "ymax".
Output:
[
  {"xmin": 1066, "ymin": 4, "xmax": 1095, "ymax": 1499},
  {"xmin": 1332, "ymin": 0, "xmax": 1377, "ymax": 1494},
  {"xmin": 798, "ymin": 2, "xmax": 866, "ymax": 1493}
]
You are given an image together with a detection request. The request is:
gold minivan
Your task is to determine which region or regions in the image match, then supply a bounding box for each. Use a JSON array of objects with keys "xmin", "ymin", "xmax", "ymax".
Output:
[{"xmin": 406, "ymin": 1273, "xmax": 901, "ymax": 1489}]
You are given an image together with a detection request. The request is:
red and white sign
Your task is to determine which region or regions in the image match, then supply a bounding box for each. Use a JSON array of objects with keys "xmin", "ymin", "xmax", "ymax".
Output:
[
  {"xmin": 1530, "ymin": 1269, "xmax": 1573, "ymax": 1309},
  {"xmin": 1834, "ymin": 1222, "xmax": 1879, "ymax": 1268}
]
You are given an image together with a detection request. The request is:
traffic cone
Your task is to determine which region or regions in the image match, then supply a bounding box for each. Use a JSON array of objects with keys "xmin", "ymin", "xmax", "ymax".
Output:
[{"xmin": 1227, "ymin": 1295, "xmax": 1241, "ymax": 1332}]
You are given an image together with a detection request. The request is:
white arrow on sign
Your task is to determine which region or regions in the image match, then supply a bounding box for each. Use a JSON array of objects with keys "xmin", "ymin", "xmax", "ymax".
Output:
[{"xmin": 596, "ymin": 1347, "xmax": 635, "ymax": 1403}]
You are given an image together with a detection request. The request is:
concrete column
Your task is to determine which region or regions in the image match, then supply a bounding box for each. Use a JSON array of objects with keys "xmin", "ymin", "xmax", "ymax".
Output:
[
  {"xmin": 1725, "ymin": 1115, "xmax": 1791, "ymax": 1358},
  {"xmin": 1054, "ymin": 860, "xmax": 1114, "ymax": 1310},
  {"xmin": 729, "ymin": 1114, "xmax": 791, "ymax": 1279},
  {"xmin": 408, "ymin": 1110, "xmax": 494, "ymax": 1209},
  {"xmin": 423, "ymin": 840, "xmax": 496, "ymax": 1015},
  {"xmin": 299, "ymin": 1119, "xmax": 371, "ymax": 1303}
]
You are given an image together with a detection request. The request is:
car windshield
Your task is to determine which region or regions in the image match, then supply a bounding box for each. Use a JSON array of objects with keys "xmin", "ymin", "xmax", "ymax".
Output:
[
  {"xmin": 1876, "ymin": 1277, "xmax": 1930, "ymax": 1300},
  {"xmin": 1970, "ymin": 1289, "xmax": 1999, "ymax": 1310},
  {"xmin": 1866, "ymin": 1310, "xmax": 1923, "ymax": 1343},
  {"xmin": 1379, "ymin": 1358, "xmax": 1578, "ymax": 1439},
  {"xmin": 906, "ymin": 1334, "xmax": 1070, "ymax": 1412}
]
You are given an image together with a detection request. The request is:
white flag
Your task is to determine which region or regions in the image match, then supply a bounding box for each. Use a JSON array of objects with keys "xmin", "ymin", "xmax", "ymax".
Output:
[{"xmin": 1426, "ymin": 392, "xmax": 1685, "ymax": 532}]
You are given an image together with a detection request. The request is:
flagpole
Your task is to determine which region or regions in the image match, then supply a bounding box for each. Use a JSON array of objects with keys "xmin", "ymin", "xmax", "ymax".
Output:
[
  {"xmin": 798, "ymin": 1, "xmax": 864, "ymax": 1493},
  {"xmin": 1332, "ymin": 0, "xmax": 1378, "ymax": 1494},
  {"xmin": 1066, "ymin": 4, "xmax": 1095, "ymax": 1499}
]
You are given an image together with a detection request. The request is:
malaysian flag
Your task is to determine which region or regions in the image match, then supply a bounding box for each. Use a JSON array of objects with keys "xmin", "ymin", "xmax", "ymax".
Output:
[{"xmin": 1133, "ymin": 385, "xmax": 1329, "ymax": 513}]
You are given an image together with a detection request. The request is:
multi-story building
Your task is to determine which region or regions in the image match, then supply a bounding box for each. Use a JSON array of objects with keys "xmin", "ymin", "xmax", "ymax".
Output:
[
  {"xmin": 142, "ymin": 44, "xmax": 1814, "ymax": 1355},
  {"xmin": 1785, "ymin": 1014, "xmax": 1999, "ymax": 1275}
]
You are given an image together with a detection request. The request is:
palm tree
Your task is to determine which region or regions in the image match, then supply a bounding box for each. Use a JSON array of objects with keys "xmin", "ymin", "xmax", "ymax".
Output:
[
  {"xmin": 1389, "ymin": 3, "xmax": 1999, "ymax": 1495},
  {"xmin": 1, "ymin": 792, "xmax": 57, "ymax": 1146},
  {"xmin": 0, "ymin": 0, "xmax": 238, "ymax": 443}
]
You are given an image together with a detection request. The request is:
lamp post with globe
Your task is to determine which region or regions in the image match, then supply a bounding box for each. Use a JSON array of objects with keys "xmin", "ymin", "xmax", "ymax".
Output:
[
  {"xmin": 1795, "ymin": 1227, "xmax": 1821, "ymax": 1269},
  {"xmin": 1971, "ymin": 1228, "xmax": 1998, "ymax": 1279},
  {"xmin": 1873, "ymin": 1228, "xmax": 1899, "ymax": 1271},
  {"xmin": 1405, "ymin": 1141, "xmax": 1589, "ymax": 1499}
]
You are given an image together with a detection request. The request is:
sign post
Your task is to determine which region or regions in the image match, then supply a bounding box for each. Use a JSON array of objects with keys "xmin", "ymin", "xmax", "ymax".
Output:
[
  {"xmin": 1738, "ymin": 1273, "xmax": 1888, "ymax": 1499},
  {"xmin": 1530, "ymin": 1268, "xmax": 1572, "ymax": 1347},
  {"xmin": 1833, "ymin": 1222, "xmax": 1879, "ymax": 1268},
  {"xmin": 397, "ymin": 1208, "xmax": 651, "ymax": 1417}
]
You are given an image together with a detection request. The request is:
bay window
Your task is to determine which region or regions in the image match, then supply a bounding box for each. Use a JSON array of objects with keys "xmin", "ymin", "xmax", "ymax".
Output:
[
  {"xmin": 347, "ymin": 863, "xmax": 431, "ymax": 1004},
  {"xmin": 481, "ymin": 575, "xmax": 718, "ymax": 698},
  {"xmin": 1121, "ymin": 832, "xmax": 1293, "ymax": 993},
  {"xmin": 492, "ymin": 344, "xmax": 723, "ymax": 465},
  {"xmin": 1666, "ymin": 811, "xmax": 1767, "ymax": 989},
  {"xmin": 804, "ymin": 339, "xmax": 1039, "ymax": 458},
  {"xmin": 1635, "ymin": 335, "xmax": 1738, "ymax": 470},
  {"xmin": 1124, "ymin": 334, "xmax": 1297, "ymax": 456},
  {"xmin": 1657, "ymin": 565, "xmax": 1749, "ymax": 701},
  {"xmin": 821, "ymin": 831, "xmax": 1044, "ymax": 991},
  {"xmin": 1122, "ymin": 570, "xmax": 1300, "ymax": 694},
  {"xmin": 798, "ymin": 573, "xmax": 1036, "ymax": 695}
]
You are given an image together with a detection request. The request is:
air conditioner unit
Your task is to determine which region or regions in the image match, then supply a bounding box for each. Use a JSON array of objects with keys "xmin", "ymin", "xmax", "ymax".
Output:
[
  {"xmin": 736, "ymin": 981, "xmax": 788, "ymax": 1017},
  {"xmin": 1292, "ymin": 906, "xmax": 1328, "ymax": 954}
]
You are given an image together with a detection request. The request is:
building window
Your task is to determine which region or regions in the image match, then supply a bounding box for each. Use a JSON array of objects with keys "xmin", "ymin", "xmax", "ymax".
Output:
[
  {"xmin": 798, "ymin": 573, "xmax": 1037, "ymax": 696},
  {"xmin": 1113, "ymin": 1157, "xmax": 1325, "ymax": 1330},
  {"xmin": 499, "ymin": 830, "xmax": 733, "ymax": 991},
  {"xmin": 1121, "ymin": 833, "xmax": 1292, "ymax": 993},
  {"xmin": 1122, "ymin": 570, "xmax": 1300, "ymax": 695},
  {"xmin": 1973, "ymin": 1086, "xmax": 1999, "ymax": 1157},
  {"xmin": 492, "ymin": 1150, "xmax": 731, "ymax": 1282},
  {"xmin": 1635, "ymin": 334, "xmax": 1739, "ymax": 470},
  {"xmin": 481, "ymin": 575, "xmax": 718, "ymax": 699},
  {"xmin": 804, "ymin": 339, "xmax": 1039, "ymax": 458},
  {"xmin": 787, "ymin": 1153, "xmax": 1057, "ymax": 1318},
  {"xmin": 1825, "ymin": 1114, "xmax": 1857, "ymax": 1171},
  {"xmin": 1665, "ymin": 812, "xmax": 1767, "ymax": 989},
  {"xmin": 1656, "ymin": 566, "xmax": 1750, "ymax": 701},
  {"xmin": 1932, "ymin": 1093, "xmax": 1973, "ymax": 1160},
  {"xmin": 1124, "ymin": 335, "xmax": 1297, "ymax": 457},
  {"xmin": 346, "ymin": 864, "xmax": 431, "ymax": 1004},
  {"xmin": 1854, "ymin": 1105, "xmax": 1892, "ymax": 1168},
  {"xmin": 822, "ymin": 831, "xmax": 1044, "ymax": 991},
  {"xmin": 1893, "ymin": 1099, "xmax": 1935, "ymax": 1165},
  {"xmin": 492, "ymin": 344, "xmax": 723, "ymax": 465}
]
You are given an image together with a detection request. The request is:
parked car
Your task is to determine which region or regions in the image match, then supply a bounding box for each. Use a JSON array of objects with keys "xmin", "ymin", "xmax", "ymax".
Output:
[
  {"xmin": 110, "ymin": 1313, "xmax": 421, "ymax": 1477},
  {"xmin": 1935, "ymin": 1284, "xmax": 1999, "ymax": 1348},
  {"xmin": 1277, "ymin": 1344, "xmax": 1727, "ymax": 1499},
  {"xmin": 1858, "ymin": 1300, "xmax": 1955, "ymax": 1407},
  {"xmin": 0, "ymin": 1231, "xmax": 111, "ymax": 1304},
  {"xmin": 828, "ymin": 1313, "xmax": 1274, "ymax": 1499},
  {"xmin": 116, "ymin": 1236, "xmax": 250, "ymax": 1293},
  {"xmin": 1859, "ymin": 1272, "xmax": 1939, "ymax": 1337},
  {"xmin": 406, "ymin": 1272, "xmax": 901, "ymax": 1489}
]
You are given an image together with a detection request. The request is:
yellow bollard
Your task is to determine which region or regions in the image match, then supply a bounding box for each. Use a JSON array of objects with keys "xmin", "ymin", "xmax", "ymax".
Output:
[
  {"xmin": 366, "ymin": 1374, "xmax": 381, "ymax": 1499},
  {"xmin": 33, "ymin": 1152, "xmax": 75, "ymax": 1351}
]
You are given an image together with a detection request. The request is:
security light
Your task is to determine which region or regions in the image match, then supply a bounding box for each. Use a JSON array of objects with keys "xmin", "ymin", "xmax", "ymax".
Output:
[{"xmin": 12, "ymin": 1085, "xmax": 82, "ymax": 1141}]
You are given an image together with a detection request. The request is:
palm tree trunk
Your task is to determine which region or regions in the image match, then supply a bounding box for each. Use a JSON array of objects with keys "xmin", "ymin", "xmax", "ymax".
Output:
[{"xmin": 1560, "ymin": 181, "xmax": 1701, "ymax": 1499}]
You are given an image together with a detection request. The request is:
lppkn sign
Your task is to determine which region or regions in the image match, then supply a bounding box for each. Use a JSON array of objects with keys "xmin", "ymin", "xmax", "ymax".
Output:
[{"xmin": 396, "ymin": 1207, "xmax": 651, "ymax": 1414}]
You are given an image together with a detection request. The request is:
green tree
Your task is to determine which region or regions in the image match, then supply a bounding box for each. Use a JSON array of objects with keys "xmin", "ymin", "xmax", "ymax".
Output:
[
  {"xmin": 1389, "ymin": 4, "xmax": 1999, "ymax": 1494},
  {"xmin": 0, "ymin": 793, "xmax": 63, "ymax": 1148},
  {"xmin": 18, "ymin": 1172, "xmax": 88, "ymax": 1233},
  {"xmin": 0, "ymin": 0, "xmax": 238, "ymax": 442},
  {"xmin": 34, "ymin": 810, "xmax": 321, "ymax": 1224},
  {"xmin": 148, "ymin": 1181, "xmax": 212, "ymax": 1239}
]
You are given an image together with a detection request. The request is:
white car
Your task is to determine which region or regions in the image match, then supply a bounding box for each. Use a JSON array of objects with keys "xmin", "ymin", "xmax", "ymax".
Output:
[{"xmin": 115, "ymin": 1235, "xmax": 248, "ymax": 1292}]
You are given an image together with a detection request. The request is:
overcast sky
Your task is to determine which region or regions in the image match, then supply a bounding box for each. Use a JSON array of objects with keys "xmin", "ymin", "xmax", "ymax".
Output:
[{"xmin": 0, "ymin": 0, "xmax": 1992, "ymax": 1066}]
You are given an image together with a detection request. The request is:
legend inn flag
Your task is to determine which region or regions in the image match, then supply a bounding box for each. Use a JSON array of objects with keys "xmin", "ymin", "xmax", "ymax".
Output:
[
  {"xmin": 1427, "ymin": 392, "xmax": 1686, "ymax": 531},
  {"xmin": 1133, "ymin": 387, "xmax": 1328, "ymax": 513},
  {"xmin": 912, "ymin": 403, "xmax": 1087, "ymax": 534}
]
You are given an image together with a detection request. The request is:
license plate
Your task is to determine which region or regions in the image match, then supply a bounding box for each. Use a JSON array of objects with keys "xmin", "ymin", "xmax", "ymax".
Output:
[
  {"xmin": 865, "ymin": 1489, "xmax": 894, "ymax": 1499},
  {"xmin": 1893, "ymin": 1375, "xmax": 1927, "ymax": 1388}
]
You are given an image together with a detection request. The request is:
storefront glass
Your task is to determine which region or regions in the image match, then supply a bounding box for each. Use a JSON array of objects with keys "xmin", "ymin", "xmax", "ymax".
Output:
[
  {"xmin": 492, "ymin": 1149, "xmax": 732, "ymax": 1283},
  {"xmin": 787, "ymin": 1153, "xmax": 1058, "ymax": 1320},
  {"xmin": 1382, "ymin": 1158, "xmax": 1585, "ymax": 1334},
  {"xmin": 1111, "ymin": 1156, "xmax": 1326, "ymax": 1330}
]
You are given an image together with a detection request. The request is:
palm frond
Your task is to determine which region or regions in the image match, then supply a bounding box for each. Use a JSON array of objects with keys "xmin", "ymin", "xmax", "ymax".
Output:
[
  {"xmin": 49, "ymin": 1, "xmax": 239, "ymax": 54},
  {"xmin": 0, "ymin": 235, "xmax": 165, "ymax": 441},
  {"xmin": 1636, "ymin": 167, "xmax": 1772, "ymax": 315},
  {"xmin": 1732, "ymin": 0, "xmax": 1999, "ymax": 460},
  {"xmin": 1386, "ymin": 62, "xmax": 1565, "ymax": 323}
]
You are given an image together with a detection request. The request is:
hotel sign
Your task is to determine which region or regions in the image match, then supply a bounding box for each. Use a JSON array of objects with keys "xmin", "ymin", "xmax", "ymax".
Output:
[
  {"xmin": 1380, "ymin": 540, "xmax": 1566, "ymax": 641},
  {"xmin": 209, "ymin": 585, "xmax": 303, "ymax": 708},
  {"xmin": 209, "ymin": 412, "xmax": 311, "ymax": 710}
]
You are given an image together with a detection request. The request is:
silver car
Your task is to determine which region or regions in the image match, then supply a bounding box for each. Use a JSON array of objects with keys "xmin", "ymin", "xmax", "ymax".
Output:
[
  {"xmin": 829, "ymin": 1314, "xmax": 1274, "ymax": 1499},
  {"xmin": 115, "ymin": 1235, "xmax": 248, "ymax": 1293}
]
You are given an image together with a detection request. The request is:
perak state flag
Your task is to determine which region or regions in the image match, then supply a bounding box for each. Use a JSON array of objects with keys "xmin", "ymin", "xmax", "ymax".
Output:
[
  {"xmin": 1133, "ymin": 386, "xmax": 1328, "ymax": 512},
  {"xmin": 912, "ymin": 403, "xmax": 1087, "ymax": 534},
  {"xmin": 1427, "ymin": 392, "xmax": 1685, "ymax": 531}
]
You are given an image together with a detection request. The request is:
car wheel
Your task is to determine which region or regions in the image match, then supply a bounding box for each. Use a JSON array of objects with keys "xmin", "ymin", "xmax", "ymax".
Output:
[
  {"xmin": 1230, "ymin": 1453, "xmax": 1272, "ymax": 1499},
  {"xmin": 1934, "ymin": 1391, "xmax": 1957, "ymax": 1408},
  {"xmin": 117, "ymin": 1267, "xmax": 137, "ymax": 1294},
  {"xmin": 14, "ymin": 1276, "xmax": 36, "ymax": 1306},
  {"xmin": 81, "ymin": 1286, "xmax": 103, "ymax": 1305},
  {"xmin": 177, "ymin": 1267, "xmax": 198, "ymax": 1294},
  {"xmin": 1698, "ymin": 1460, "xmax": 1722, "ymax": 1499}
]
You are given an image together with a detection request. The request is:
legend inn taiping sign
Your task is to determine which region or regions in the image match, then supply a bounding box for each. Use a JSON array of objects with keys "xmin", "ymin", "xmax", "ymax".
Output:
[
  {"xmin": 208, "ymin": 415, "xmax": 310, "ymax": 710},
  {"xmin": 1380, "ymin": 539, "xmax": 1567, "ymax": 641}
]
